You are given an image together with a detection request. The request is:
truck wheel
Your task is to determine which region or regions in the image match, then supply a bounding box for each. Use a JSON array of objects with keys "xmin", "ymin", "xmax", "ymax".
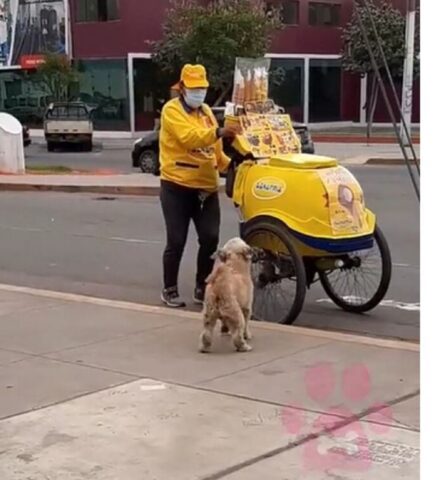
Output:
[{"xmin": 47, "ymin": 142, "xmax": 55, "ymax": 152}]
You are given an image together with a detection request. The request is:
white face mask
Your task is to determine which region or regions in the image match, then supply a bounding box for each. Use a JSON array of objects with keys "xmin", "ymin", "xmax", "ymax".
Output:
[{"xmin": 184, "ymin": 89, "xmax": 207, "ymax": 109}]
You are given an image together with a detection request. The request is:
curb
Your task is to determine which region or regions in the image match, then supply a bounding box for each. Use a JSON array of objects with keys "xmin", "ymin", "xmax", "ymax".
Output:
[
  {"xmin": 312, "ymin": 135, "xmax": 420, "ymax": 145},
  {"xmin": 1, "ymin": 158, "xmax": 413, "ymax": 195},
  {"xmin": 0, "ymin": 183, "xmax": 161, "ymax": 196},
  {"xmin": 0, "ymin": 283, "xmax": 420, "ymax": 351},
  {"xmin": 30, "ymin": 139, "xmax": 132, "ymax": 151},
  {"xmin": 366, "ymin": 158, "xmax": 420, "ymax": 166},
  {"xmin": 0, "ymin": 183, "xmax": 227, "ymax": 196}
]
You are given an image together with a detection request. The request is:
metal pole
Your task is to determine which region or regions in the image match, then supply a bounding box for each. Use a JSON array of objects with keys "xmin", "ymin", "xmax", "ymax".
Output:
[
  {"xmin": 354, "ymin": 1, "xmax": 420, "ymax": 200},
  {"xmin": 360, "ymin": 0, "xmax": 419, "ymax": 173},
  {"xmin": 400, "ymin": 0, "xmax": 416, "ymax": 145}
]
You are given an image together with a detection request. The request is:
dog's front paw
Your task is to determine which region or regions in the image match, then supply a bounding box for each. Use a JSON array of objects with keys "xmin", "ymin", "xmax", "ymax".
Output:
[
  {"xmin": 237, "ymin": 343, "xmax": 253, "ymax": 353},
  {"xmin": 244, "ymin": 329, "xmax": 253, "ymax": 341},
  {"xmin": 199, "ymin": 332, "xmax": 212, "ymax": 353}
]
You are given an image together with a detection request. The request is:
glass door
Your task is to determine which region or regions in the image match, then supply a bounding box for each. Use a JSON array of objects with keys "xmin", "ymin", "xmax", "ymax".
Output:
[{"xmin": 309, "ymin": 58, "xmax": 341, "ymax": 122}]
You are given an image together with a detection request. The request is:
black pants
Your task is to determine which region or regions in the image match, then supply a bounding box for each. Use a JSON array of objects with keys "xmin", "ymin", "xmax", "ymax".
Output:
[{"xmin": 160, "ymin": 180, "xmax": 220, "ymax": 290}]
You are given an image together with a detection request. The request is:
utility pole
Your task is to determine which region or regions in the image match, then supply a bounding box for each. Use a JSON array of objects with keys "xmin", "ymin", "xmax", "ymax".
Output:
[{"xmin": 400, "ymin": 0, "xmax": 416, "ymax": 145}]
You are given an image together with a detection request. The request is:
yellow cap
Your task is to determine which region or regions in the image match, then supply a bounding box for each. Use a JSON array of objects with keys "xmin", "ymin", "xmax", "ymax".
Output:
[{"xmin": 179, "ymin": 64, "xmax": 209, "ymax": 89}]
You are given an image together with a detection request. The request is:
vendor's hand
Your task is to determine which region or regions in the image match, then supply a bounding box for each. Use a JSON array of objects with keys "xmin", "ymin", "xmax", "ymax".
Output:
[{"xmin": 218, "ymin": 126, "xmax": 242, "ymax": 139}]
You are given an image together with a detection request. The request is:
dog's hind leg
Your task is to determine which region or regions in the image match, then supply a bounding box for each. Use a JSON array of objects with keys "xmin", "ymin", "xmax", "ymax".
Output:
[
  {"xmin": 199, "ymin": 305, "xmax": 218, "ymax": 353},
  {"xmin": 225, "ymin": 310, "xmax": 252, "ymax": 353},
  {"xmin": 242, "ymin": 307, "xmax": 253, "ymax": 341},
  {"xmin": 220, "ymin": 320, "xmax": 230, "ymax": 336}
]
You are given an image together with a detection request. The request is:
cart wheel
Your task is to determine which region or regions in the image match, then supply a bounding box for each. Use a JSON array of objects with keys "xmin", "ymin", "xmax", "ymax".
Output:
[
  {"xmin": 243, "ymin": 219, "xmax": 306, "ymax": 325},
  {"xmin": 139, "ymin": 149, "xmax": 157, "ymax": 174},
  {"xmin": 319, "ymin": 225, "xmax": 392, "ymax": 313}
]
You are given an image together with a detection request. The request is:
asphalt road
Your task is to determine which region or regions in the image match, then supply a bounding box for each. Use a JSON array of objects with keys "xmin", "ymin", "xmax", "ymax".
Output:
[
  {"xmin": 23, "ymin": 141, "xmax": 420, "ymax": 173},
  {"xmin": 0, "ymin": 166, "xmax": 419, "ymax": 340}
]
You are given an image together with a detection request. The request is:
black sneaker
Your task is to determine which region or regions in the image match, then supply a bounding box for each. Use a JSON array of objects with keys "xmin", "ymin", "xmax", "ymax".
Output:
[
  {"xmin": 161, "ymin": 287, "xmax": 186, "ymax": 308},
  {"xmin": 193, "ymin": 285, "xmax": 205, "ymax": 305}
]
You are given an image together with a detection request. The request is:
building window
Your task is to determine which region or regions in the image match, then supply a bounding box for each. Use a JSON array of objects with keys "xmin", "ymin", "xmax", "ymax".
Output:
[
  {"xmin": 266, "ymin": 1, "xmax": 299, "ymax": 25},
  {"xmin": 269, "ymin": 58, "xmax": 304, "ymax": 122},
  {"xmin": 0, "ymin": 70, "xmax": 52, "ymax": 129},
  {"xmin": 282, "ymin": 1, "xmax": 299, "ymax": 25},
  {"xmin": 72, "ymin": 59, "xmax": 129, "ymax": 130},
  {"xmin": 77, "ymin": 0, "xmax": 119, "ymax": 23},
  {"xmin": 308, "ymin": 2, "xmax": 341, "ymax": 26},
  {"xmin": 309, "ymin": 58, "xmax": 342, "ymax": 122}
]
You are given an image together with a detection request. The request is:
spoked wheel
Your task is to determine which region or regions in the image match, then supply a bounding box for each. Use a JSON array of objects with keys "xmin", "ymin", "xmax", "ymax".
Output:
[
  {"xmin": 139, "ymin": 149, "xmax": 158, "ymax": 174},
  {"xmin": 243, "ymin": 219, "xmax": 306, "ymax": 324},
  {"xmin": 318, "ymin": 225, "xmax": 392, "ymax": 313}
]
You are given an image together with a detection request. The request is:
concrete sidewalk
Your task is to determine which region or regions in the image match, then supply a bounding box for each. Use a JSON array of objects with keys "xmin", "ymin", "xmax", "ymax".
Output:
[
  {"xmin": 0, "ymin": 284, "xmax": 419, "ymax": 479},
  {"xmin": 0, "ymin": 173, "xmax": 227, "ymax": 196},
  {"xmin": 0, "ymin": 173, "xmax": 162, "ymax": 196},
  {"xmin": 0, "ymin": 142, "xmax": 420, "ymax": 196}
]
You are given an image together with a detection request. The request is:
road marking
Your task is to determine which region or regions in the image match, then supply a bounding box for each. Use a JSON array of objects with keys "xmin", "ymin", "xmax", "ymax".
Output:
[
  {"xmin": 2, "ymin": 222, "xmax": 415, "ymax": 261},
  {"xmin": 0, "ymin": 224, "xmax": 162, "ymax": 245},
  {"xmin": 109, "ymin": 236, "xmax": 162, "ymax": 245},
  {"xmin": 381, "ymin": 300, "xmax": 420, "ymax": 311},
  {"xmin": 316, "ymin": 298, "xmax": 420, "ymax": 312},
  {"xmin": 140, "ymin": 383, "xmax": 167, "ymax": 392},
  {"xmin": 393, "ymin": 263, "xmax": 420, "ymax": 270},
  {"xmin": 0, "ymin": 283, "xmax": 419, "ymax": 352},
  {"xmin": 0, "ymin": 224, "xmax": 44, "ymax": 233}
]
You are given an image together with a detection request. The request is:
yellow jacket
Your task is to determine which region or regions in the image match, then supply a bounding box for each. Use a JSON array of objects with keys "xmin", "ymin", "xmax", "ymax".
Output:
[{"xmin": 159, "ymin": 98, "xmax": 230, "ymax": 191}]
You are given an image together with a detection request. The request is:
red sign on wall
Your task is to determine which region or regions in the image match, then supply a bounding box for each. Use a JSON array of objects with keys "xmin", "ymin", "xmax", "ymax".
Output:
[{"xmin": 20, "ymin": 55, "xmax": 47, "ymax": 70}]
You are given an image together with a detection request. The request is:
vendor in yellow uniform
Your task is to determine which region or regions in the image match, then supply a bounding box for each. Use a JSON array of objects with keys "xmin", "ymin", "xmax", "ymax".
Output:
[{"xmin": 159, "ymin": 64, "xmax": 240, "ymax": 308}]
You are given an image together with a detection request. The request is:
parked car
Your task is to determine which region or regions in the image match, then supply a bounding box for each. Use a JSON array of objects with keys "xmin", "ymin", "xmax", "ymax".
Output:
[
  {"xmin": 44, "ymin": 102, "xmax": 94, "ymax": 152},
  {"xmin": 132, "ymin": 107, "xmax": 315, "ymax": 174},
  {"xmin": 22, "ymin": 125, "xmax": 31, "ymax": 147},
  {"xmin": 293, "ymin": 124, "xmax": 315, "ymax": 154}
]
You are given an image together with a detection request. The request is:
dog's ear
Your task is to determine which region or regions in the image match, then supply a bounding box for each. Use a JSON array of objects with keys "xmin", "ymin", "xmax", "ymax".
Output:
[
  {"xmin": 242, "ymin": 246, "xmax": 254, "ymax": 261},
  {"xmin": 211, "ymin": 249, "xmax": 228, "ymax": 262},
  {"xmin": 218, "ymin": 249, "xmax": 228, "ymax": 262}
]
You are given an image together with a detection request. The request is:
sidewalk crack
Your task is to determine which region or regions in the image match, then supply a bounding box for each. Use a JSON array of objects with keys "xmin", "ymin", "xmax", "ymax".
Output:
[
  {"xmin": 200, "ymin": 390, "xmax": 420, "ymax": 480},
  {"xmin": 198, "ymin": 340, "xmax": 332, "ymax": 385}
]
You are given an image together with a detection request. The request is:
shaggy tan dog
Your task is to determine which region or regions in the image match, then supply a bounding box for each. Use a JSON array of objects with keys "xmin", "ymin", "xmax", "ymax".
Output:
[{"xmin": 199, "ymin": 238, "xmax": 254, "ymax": 353}]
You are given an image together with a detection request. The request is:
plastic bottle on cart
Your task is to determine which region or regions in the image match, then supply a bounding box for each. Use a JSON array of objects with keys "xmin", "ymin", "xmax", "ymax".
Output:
[
  {"xmin": 260, "ymin": 67, "xmax": 268, "ymax": 102},
  {"xmin": 232, "ymin": 68, "xmax": 245, "ymax": 106},
  {"xmin": 253, "ymin": 68, "xmax": 262, "ymax": 102},
  {"xmin": 245, "ymin": 70, "xmax": 253, "ymax": 103}
]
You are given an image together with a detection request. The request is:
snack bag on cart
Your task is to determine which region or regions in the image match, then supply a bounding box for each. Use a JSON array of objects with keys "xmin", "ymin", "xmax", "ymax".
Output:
[
  {"xmin": 228, "ymin": 57, "xmax": 301, "ymax": 159},
  {"xmin": 232, "ymin": 57, "xmax": 271, "ymax": 105}
]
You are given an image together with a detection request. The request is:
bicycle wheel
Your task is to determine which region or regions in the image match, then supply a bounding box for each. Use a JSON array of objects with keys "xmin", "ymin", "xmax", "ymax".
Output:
[
  {"xmin": 318, "ymin": 225, "xmax": 392, "ymax": 313},
  {"xmin": 243, "ymin": 218, "xmax": 306, "ymax": 324}
]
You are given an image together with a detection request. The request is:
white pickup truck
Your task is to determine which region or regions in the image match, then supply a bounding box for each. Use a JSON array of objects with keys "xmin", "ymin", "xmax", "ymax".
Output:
[{"xmin": 44, "ymin": 102, "xmax": 94, "ymax": 151}]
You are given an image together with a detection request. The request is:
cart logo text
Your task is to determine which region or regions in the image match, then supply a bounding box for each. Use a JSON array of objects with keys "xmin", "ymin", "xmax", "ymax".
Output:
[{"xmin": 252, "ymin": 177, "xmax": 286, "ymax": 199}]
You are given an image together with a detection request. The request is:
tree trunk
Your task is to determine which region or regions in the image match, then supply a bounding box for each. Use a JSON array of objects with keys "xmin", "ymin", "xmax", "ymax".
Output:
[
  {"xmin": 366, "ymin": 75, "xmax": 379, "ymax": 141},
  {"xmin": 213, "ymin": 85, "xmax": 232, "ymax": 107}
]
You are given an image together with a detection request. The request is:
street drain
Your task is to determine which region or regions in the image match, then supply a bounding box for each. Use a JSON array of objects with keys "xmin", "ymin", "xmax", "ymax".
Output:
[{"xmin": 94, "ymin": 197, "xmax": 117, "ymax": 201}]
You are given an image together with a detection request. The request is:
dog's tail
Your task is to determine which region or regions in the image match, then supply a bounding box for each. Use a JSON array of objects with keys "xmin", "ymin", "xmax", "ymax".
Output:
[{"xmin": 205, "ymin": 264, "xmax": 226, "ymax": 285}]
